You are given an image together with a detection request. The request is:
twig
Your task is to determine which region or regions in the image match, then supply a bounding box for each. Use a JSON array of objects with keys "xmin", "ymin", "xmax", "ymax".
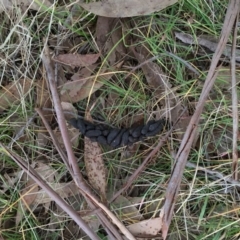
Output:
[
  {"xmin": 230, "ymin": 12, "xmax": 239, "ymax": 180},
  {"xmin": 161, "ymin": 1, "xmax": 240, "ymax": 239}
]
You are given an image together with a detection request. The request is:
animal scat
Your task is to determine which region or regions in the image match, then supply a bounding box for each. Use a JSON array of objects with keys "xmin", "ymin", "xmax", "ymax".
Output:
[{"xmin": 69, "ymin": 118, "xmax": 168, "ymax": 148}]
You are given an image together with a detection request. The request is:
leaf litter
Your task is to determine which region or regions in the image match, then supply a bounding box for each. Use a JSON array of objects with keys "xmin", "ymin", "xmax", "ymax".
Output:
[
  {"xmin": 1, "ymin": 0, "xmax": 240, "ymax": 239},
  {"xmin": 79, "ymin": 0, "xmax": 178, "ymax": 18}
]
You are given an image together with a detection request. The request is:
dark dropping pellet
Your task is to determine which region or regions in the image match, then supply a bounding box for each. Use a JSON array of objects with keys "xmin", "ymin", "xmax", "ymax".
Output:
[
  {"xmin": 95, "ymin": 124, "xmax": 106, "ymax": 130},
  {"xmin": 120, "ymin": 130, "xmax": 129, "ymax": 146},
  {"xmin": 145, "ymin": 121, "xmax": 164, "ymax": 137},
  {"xmin": 107, "ymin": 129, "xmax": 120, "ymax": 145},
  {"xmin": 111, "ymin": 129, "xmax": 125, "ymax": 148},
  {"xmin": 141, "ymin": 120, "xmax": 155, "ymax": 135},
  {"xmin": 84, "ymin": 130, "xmax": 102, "ymax": 138},
  {"xmin": 149, "ymin": 120, "xmax": 162, "ymax": 131},
  {"xmin": 131, "ymin": 125, "xmax": 143, "ymax": 138},
  {"xmin": 86, "ymin": 123, "xmax": 95, "ymax": 130},
  {"xmin": 97, "ymin": 135, "xmax": 107, "ymax": 145},
  {"xmin": 102, "ymin": 129, "xmax": 110, "ymax": 136},
  {"xmin": 77, "ymin": 119, "xmax": 86, "ymax": 134},
  {"xmin": 69, "ymin": 118, "xmax": 78, "ymax": 128},
  {"xmin": 128, "ymin": 136, "xmax": 138, "ymax": 143}
]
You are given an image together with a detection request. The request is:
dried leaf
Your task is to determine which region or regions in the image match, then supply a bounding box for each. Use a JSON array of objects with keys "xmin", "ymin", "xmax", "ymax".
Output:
[
  {"xmin": 127, "ymin": 217, "xmax": 162, "ymax": 236},
  {"xmin": 0, "ymin": 79, "xmax": 32, "ymax": 113},
  {"xmin": 96, "ymin": 17, "xmax": 115, "ymax": 50},
  {"xmin": 61, "ymin": 102, "xmax": 78, "ymax": 120},
  {"xmin": 84, "ymin": 113, "xmax": 107, "ymax": 202},
  {"xmin": 96, "ymin": 17, "xmax": 126, "ymax": 65},
  {"xmin": 60, "ymin": 69, "xmax": 114, "ymax": 103},
  {"xmin": 79, "ymin": 0, "xmax": 178, "ymax": 18},
  {"xmin": 84, "ymin": 137, "xmax": 107, "ymax": 202},
  {"xmin": 53, "ymin": 53, "xmax": 100, "ymax": 68}
]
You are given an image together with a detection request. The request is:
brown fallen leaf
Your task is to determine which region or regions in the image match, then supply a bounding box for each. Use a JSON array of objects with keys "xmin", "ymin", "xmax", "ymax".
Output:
[
  {"xmin": 0, "ymin": 79, "xmax": 32, "ymax": 113},
  {"xmin": 84, "ymin": 114, "xmax": 107, "ymax": 202},
  {"xmin": 96, "ymin": 17, "xmax": 115, "ymax": 51},
  {"xmin": 127, "ymin": 217, "xmax": 162, "ymax": 237},
  {"xmin": 61, "ymin": 101, "xmax": 78, "ymax": 120},
  {"xmin": 96, "ymin": 17, "xmax": 127, "ymax": 65},
  {"xmin": 79, "ymin": 0, "xmax": 178, "ymax": 18},
  {"xmin": 60, "ymin": 70, "xmax": 114, "ymax": 103},
  {"xmin": 60, "ymin": 64, "xmax": 96, "ymax": 101},
  {"xmin": 53, "ymin": 53, "xmax": 100, "ymax": 68}
]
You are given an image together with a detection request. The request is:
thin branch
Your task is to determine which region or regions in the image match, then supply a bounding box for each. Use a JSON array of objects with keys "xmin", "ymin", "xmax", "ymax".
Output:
[{"xmin": 230, "ymin": 12, "xmax": 239, "ymax": 180}]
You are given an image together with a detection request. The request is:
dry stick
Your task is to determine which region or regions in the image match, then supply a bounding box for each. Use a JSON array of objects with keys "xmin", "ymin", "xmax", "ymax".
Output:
[
  {"xmin": 0, "ymin": 143, "xmax": 99, "ymax": 240},
  {"xmin": 41, "ymin": 44, "xmax": 132, "ymax": 240},
  {"xmin": 110, "ymin": 109, "xmax": 186, "ymax": 203},
  {"xmin": 231, "ymin": 12, "xmax": 239, "ymax": 180},
  {"xmin": 161, "ymin": 1, "xmax": 240, "ymax": 239}
]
